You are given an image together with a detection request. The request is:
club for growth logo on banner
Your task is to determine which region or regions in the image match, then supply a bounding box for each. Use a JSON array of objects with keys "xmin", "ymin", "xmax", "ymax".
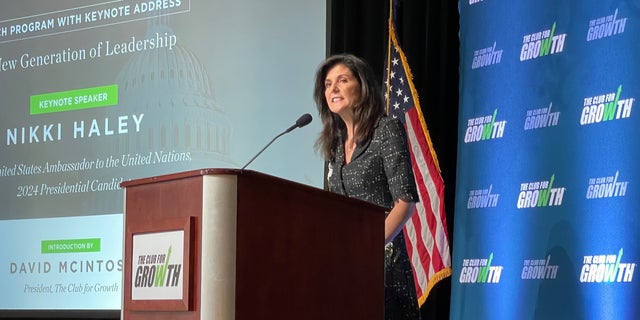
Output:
[
  {"xmin": 464, "ymin": 109, "xmax": 507, "ymax": 143},
  {"xmin": 524, "ymin": 102, "xmax": 560, "ymax": 131},
  {"xmin": 467, "ymin": 184, "xmax": 500, "ymax": 209},
  {"xmin": 520, "ymin": 22, "xmax": 567, "ymax": 61},
  {"xmin": 459, "ymin": 253, "xmax": 504, "ymax": 284},
  {"xmin": 587, "ymin": 9, "xmax": 627, "ymax": 42},
  {"xmin": 517, "ymin": 174, "xmax": 566, "ymax": 209},
  {"xmin": 580, "ymin": 85, "xmax": 634, "ymax": 126},
  {"xmin": 580, "ymin": 249, "xmax": 636, "ymax": 283},
  {"xmin": 471, "ymin": 42, "xmax": 503, "ymax": 69},
  {"xmin": 521, "ymin": 255, "xmax": 559, "ymax": 280},
  {"xmin": 586, "ymin": 171, "xmax": 628, "ymax": 200}
]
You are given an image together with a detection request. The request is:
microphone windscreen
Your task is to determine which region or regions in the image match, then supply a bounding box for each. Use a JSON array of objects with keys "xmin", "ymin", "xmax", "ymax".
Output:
[{"xmin": 296, "ymin": 113, "xmax": 313, "ymax": 128}]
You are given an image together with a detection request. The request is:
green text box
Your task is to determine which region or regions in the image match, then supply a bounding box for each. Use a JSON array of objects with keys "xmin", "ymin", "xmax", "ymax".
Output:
[
  {"xmin": 41, "ymin": 238, "xmax": 101, "ymax": 254},
  {"xmin": 30, "ymin": 84, "xmax": 118, "ymax": 115}
]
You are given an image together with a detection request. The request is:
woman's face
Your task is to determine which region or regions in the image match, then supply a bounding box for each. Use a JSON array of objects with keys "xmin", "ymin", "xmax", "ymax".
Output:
[{"xmin": 324, "ymin": 63, "xmax": 361, "ymax": 117}]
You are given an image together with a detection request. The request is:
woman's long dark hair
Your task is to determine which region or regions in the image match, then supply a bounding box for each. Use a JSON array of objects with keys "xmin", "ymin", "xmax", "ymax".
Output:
[{"xmin": 313, "ymin": 54, "xmax": 385, "ymax": 161}]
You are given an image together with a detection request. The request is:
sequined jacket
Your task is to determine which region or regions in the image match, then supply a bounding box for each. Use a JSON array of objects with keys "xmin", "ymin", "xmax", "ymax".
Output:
[{"xmin": 326, "ymin": 116, "xmax": 419, "ymax": 209}]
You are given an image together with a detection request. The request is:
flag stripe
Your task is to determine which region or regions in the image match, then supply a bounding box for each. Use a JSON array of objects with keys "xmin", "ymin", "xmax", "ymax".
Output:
[
  {"xmin": 406, "ymin": 110, "xmax": 440, "ymax": 277},
  {"xmin": 404, "ymin": 116, "xmax": 432, "ymax": 291},
  {"xmin": 402, "ymin": 207, "xmax": 426, "ymax": 293},
  {"xmin": 407, "ymin": 108, "xmax": 447, "ymax": 272}
]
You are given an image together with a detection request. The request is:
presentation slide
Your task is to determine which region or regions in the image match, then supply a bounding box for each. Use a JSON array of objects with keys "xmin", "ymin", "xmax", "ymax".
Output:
[{"xmin": 0, "ymin": 0, "xmax": 325, "ymax": 311}]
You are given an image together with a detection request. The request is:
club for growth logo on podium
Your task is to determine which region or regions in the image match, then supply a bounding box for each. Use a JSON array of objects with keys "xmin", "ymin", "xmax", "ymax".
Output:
[{"xmin": 131, "ymin": 230, "xmax": 184, "ymax": 300}]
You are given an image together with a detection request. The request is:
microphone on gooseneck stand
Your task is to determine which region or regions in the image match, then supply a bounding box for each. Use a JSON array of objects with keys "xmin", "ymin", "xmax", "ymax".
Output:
[{"xmin": 240, "ymin": 113, "xmax": 313, "ymax": 170}]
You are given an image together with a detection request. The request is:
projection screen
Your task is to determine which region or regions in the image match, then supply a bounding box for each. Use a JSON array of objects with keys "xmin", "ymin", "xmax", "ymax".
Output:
[{"xmin": 0, "ymin": 0, "xmax": 326, "ymax": 313}]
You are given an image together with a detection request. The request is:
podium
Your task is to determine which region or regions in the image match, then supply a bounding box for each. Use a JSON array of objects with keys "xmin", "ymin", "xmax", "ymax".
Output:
[{"xmin": 121, "ymin": 169, "xmax": 385, "ymax": 319}]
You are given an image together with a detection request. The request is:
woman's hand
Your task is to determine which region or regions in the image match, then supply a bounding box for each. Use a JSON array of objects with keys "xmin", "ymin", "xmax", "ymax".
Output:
[{"xmin": 384, "ymin": 199, "xmax": 415, "ymax": 244}]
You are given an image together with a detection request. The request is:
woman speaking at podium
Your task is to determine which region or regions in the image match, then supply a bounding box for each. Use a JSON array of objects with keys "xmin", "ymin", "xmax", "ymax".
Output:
[{"xmin": 313, "ymin": 54, "xmax": 421, "ymax": 320}]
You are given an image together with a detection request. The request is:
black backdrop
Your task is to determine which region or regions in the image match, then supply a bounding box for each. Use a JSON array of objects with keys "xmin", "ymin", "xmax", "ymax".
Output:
[{"xmin": 328, "ymin": 0, "xmax": 459, "ymax": 318}]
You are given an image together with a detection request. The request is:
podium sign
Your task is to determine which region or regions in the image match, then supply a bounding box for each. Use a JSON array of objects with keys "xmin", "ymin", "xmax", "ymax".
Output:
[
  {"xmin": 131, "ymin": 230, "xmax": 185, "ymax": 300},
  {"xmin": 127, "ymin": 216, "xmax": 194, "ymax": 312}
]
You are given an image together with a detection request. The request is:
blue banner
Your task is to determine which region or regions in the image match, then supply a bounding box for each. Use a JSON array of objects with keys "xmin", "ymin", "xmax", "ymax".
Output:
[{"xmin": 453, "ymin": 1, "xmax": 639, "ymax": 319}]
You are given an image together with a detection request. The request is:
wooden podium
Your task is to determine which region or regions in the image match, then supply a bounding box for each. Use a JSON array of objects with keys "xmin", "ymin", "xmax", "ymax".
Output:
[{"xmin": 121, "ymin": 169, "xmax": 385, "ymax": 319}]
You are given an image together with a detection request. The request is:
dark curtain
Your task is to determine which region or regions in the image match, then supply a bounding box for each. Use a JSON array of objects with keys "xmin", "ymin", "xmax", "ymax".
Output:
[{"xmin": 328, "ymin": 0, "xmax": 459, "ymax": 319}]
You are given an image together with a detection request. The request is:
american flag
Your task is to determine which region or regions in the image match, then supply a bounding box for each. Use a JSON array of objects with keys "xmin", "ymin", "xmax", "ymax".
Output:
[{"xmin": 384, "ymin": 0, "xmax": 452, "ymax": 306}]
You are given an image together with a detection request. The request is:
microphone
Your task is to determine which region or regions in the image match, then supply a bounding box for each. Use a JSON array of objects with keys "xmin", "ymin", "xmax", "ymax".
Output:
[
  {"xmin": 284, "ymin": 113, "xmax": 312, "ymax": 133},
  {"xmin": 241, "ymin": 113, "xmax": 313, "ymax": 170}
]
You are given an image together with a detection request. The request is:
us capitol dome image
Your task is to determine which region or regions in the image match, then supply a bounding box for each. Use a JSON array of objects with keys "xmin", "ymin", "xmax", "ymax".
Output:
[{"xmin": 113, "ymin": 17, "xmax": 233, "ymax": 168}]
